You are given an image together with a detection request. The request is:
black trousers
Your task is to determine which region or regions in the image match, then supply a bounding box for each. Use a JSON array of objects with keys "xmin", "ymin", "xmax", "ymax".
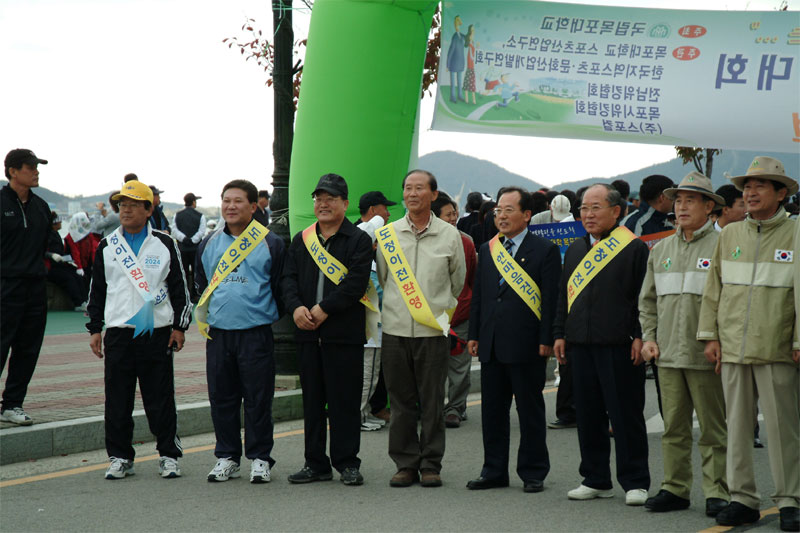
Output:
[
  {"xmin": 47, "ymin": 265, "xmax": 86, "ymax": 306},
  {"xmin": 480, "ymin": 354, "xmax": 550, "ymax": 483},
  {"xmin": 369, "ymin": 361, "xmax": 388, "ymax": 414},
  {"xmin": 570, "ymin": 343, "xmax": 649, "ymax": 492},
  {"xmin": 297, "ymin": 342, "xmax": 362, "ymax": 473},
  {"xmin": 1, "ymin": 278, "xmax": 47, "ymax": 411},
  {"xmin": 207, "ymin": 325, "xmax": 276, "ymax": 464},
  {"xmin": 555, "ymin": 362, "xmax": 576, "ymax": 423},
  {"xmin": 104, "ymin": 327, "xmax": 182, "ymax": 460}
]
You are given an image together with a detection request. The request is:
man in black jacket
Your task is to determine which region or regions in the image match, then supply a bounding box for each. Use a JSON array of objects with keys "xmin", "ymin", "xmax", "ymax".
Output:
[
  {"xmin": 1, "ymin": 149, "xmax": 51, "ymax": 426},
  {"xmin": 553, "ymin": 184, "xmax": 650, "ymax": 506},
  {"xmin": 172, "ymin": 193, "xmax": 206, "ymax": 302},
  {"xmin": 281, "ymin": 173, "xmax": 373, "ymax": 486}
]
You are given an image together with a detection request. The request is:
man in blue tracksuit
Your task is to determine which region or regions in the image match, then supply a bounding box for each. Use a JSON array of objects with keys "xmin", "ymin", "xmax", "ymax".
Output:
[{"xmin": 196, "ymin": 179, "xmax": 285, "ymax": 484}]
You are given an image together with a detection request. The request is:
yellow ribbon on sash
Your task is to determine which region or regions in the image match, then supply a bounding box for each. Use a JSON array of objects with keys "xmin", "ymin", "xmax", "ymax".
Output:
[
  {"xmin": 567, "ymin": 225, "xmax": 636, "ymax": 313},
  {"xmin": 375, "ymin": 223, "xmax": 450, "ymax": 335},
  {"xmin": 195, "ymin": 219, "xmax": 269, "ymax": 339},
  {"xmin": 301, "ymin": 224, "xmax": 378, "ymax": 313},
  {"xmin": 489, "ymin": 233, "xmax": 542, "ymax": 320}
]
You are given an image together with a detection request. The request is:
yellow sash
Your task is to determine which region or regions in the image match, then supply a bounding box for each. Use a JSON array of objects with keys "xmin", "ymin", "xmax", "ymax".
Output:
[
  {"xmin": 567, "ymin": 225, "xmax": 636, "ymax": 313},
  {"xmin": 489, "ymin": 233, "xmax": 542, "ymax": 320},
  {"xmin": 301, "ymin": 224, "xmax": 378, "ymax": 313},
  {"xmin": 375, "ymin": 223, "xmax": 450, "ymax": 335},
  {"xmin": 195, "ymin": 219, "xmax": 269, "ymax": 339}
]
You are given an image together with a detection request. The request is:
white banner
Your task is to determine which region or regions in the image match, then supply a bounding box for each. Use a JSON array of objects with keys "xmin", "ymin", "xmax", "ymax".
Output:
[{"xmin": 433, "ymin": 1, "xmax": 800, "ymax": 153}]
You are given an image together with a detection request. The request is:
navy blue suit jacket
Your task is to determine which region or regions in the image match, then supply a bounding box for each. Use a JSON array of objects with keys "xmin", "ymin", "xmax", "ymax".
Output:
[{"xmin": 468, "ymin": 231, "xmax": 561, "ymax": 364}]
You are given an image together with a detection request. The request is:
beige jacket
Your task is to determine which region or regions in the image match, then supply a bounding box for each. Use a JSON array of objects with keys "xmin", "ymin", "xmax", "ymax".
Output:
[
  {"xmin": 639, "ymin": 219, "xmax": 718, "ymax": 370},
  {"xmin": 697, "ymin": 208, "xmax": 798, "ymax": 365},
  {"xmin": 376, "ymin": 213, "xmax": 466, "ymax": 338}
]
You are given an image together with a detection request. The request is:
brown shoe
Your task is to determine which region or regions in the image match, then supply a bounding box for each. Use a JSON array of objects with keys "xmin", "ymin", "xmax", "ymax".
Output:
[
  {"xmin": 445, "ymin": 413, "xmax": 461, "ymax": 428},
  {"xmin": 373, "ymin": 408, "xmax": 390, "ymax": 423},
  {"xmin": 420, "ymin": 469, "xmax": 442, "ymax": 487},
  {"xmin": 390, "ymin": 468, "xmax": 419, "ymax": 487}
]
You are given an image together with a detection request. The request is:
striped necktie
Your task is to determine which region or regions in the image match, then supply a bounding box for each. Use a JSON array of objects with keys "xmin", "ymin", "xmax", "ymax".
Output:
[{"xmin": 500, "ymin": 238, "xmax": 514, "ymax": 286}]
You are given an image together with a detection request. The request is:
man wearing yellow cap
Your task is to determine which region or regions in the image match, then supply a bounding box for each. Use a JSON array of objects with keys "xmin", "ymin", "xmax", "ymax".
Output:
[
  {"xmin": 87, "ymin": 180, "xmax": 192, "ymax": 481},
  {"xmin": 698, "ymin": 156, "xmax": 799, "ymax": 532}
]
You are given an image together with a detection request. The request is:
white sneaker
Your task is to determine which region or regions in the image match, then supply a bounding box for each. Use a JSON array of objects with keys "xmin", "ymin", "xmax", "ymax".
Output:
[
  {"xmin": 360, "ymin": 421, "xmax": 382, "ymax": 432},
  {"xmin": 0, "ymin": 407, "xmax": 33, "ymax": 426},
  {"xmin": 74, "ymin": 301, "xmax": 88, "ymax": 312},
  {"xmin": 105, "ymin": 457, "xmax": 135, "ymax": 479},
  {"xmin": 626, "ymin": 488, "xmax": 648, "ymax": 506},
  {"xmin": 365, "ymin": 415, "xmax": 386, "ymax": 427},
  {"xmin": 567, "ymin": 484, "xmax": 614, "ymax": 500},
  {"xmin": 207, "ymin": 457, "xmax": 240, "ymax": 482},
  {"xmin": 250, "ymin": 459, "xmax": 271, "ymax": 484},
  {"xmin": 158, "ymin": 456, "xmax": 181, "ymax": 478}
]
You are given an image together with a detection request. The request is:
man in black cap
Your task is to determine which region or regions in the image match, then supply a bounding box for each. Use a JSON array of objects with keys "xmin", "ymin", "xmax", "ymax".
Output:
[
  {"xmin": 148, "ymin": 186, "xmax": 171, "ymax": 234},
  {"xmin": 1, "ymin": 149, "xmax": 51, "ymax": 425},
  {"xmin": 355, "ymin": 191, "xmax": 397, "ymax": 431},
  {"xmin": 281, "ymin": 173, "xmax": 373, "ymax": 486},
  {"xmin": 172, "ymin": 193, "xmax": 207, "ymax": 302},
  {"xmin": 256, "ymin": 190, "xmax": 270, "ymax": 226}
]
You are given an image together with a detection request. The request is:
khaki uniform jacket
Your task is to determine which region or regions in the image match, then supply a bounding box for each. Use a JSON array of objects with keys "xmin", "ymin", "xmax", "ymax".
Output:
[
  {"xmin": 640, "ymin": 219, "xmax": 718, "ymax": 370},
  {"xmin": 376, "ymin": 213, "xmax": 466, "ymax": 338},
  {"xmin": 697, "ymin": 208, "xmax": 799, "ymax": 364}
]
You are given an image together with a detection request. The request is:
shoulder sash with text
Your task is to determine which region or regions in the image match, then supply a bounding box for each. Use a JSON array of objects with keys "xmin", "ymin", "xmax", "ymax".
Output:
[
  {"xmin": 375, "ymin": 223, "xmax": 449, "ymax": 335},
  {"xmin": 195, "ymin": 219, "xmax": 269, "ymax": 339},
  {"xmin": 489, "ymin": 233, "xmax": 542, "ymax": 319},
  {"xmin": 567, "ymin": 225, "xmax": 636, "ymax": 313}
]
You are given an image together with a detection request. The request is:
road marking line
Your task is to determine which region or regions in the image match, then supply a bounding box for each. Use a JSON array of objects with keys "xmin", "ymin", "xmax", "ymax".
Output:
[{"xmin": 1, "ymin": 388, "xmax": 558, "ymax": 488}]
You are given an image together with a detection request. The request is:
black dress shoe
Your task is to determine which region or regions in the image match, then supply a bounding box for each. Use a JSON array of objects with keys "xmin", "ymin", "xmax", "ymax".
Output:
[
  {"xmin": 547, "ymin": 419, "xmax": 577, "ymax": 429},
  {"xmin": 466, "ymin": 476, "xmax": 509, "ymax": 490},
  {"xmin": 705, "ymin": 498, "xmax": 728, "ymax": 517},
  {"xmin": 523, "ymin": 480, "xmax": 544, "ymax": 493},
  {"xmin": 780, "ymin": 507, "xmax": 800, "ymax": 532},
  {"xmin": 716, "ymin": 502, "xmax": 761, "ymax": 526},
  {"xmin": 644, "ymin": 489, "xmax": 690, "ymax": 512},
  {"xmin": 287, "ymin": 466, "xmax": 333, "ymax": 484}
]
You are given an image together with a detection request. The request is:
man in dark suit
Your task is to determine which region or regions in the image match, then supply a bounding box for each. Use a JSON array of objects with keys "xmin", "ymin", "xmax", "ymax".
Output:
[{"xmin": 466, "ymin": 186, "xmax": 561, "ymax": 493}]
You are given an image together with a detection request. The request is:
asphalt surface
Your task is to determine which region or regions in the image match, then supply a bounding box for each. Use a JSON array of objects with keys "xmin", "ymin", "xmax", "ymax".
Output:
[{"xmin": 0, "ymin": 385, "xmax": 783, "ymax": 532}]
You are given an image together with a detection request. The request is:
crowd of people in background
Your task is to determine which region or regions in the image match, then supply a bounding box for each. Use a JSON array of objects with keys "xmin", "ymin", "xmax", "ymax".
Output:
[{"xmin": 2, "ymin": 147, "xmax": 799, "ymax": 532}]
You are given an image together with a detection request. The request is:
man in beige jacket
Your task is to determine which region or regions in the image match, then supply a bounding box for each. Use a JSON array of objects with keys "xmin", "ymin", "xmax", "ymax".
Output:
[
  {"xmin": 639, "ymin": 172, "xmax": 728, "ymax": 517},
  {"xmin": 697, "ymin": 156, "xmax": 799, "ymax": 532},
  {"xmin": 376, "ymin": 169, "xmax": 465, "ymax": 488}
]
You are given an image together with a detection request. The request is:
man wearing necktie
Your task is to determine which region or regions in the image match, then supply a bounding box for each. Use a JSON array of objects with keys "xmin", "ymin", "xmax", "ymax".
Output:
[{"xmin": 466, "ymin": 186, "xmax": 561, "ymax": 493}]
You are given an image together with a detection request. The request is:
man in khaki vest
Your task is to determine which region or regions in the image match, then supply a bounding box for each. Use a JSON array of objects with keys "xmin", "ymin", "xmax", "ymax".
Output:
[
  {"xmin": 639, "ymin": 172, "xmax": 728, "ymax": 517},
  {"xmin": 698, "ymin": 156, "xmax": 799, "ymax": 532}
]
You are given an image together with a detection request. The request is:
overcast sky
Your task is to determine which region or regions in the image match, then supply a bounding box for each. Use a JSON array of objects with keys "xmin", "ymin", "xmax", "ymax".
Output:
[{"xmin": 1, "ymin": 0, "xmax": 792, "ymax": 207}]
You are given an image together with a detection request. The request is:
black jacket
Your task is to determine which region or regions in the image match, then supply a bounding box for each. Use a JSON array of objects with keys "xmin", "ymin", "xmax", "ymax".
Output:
[
  {"xmin": 553, "ymin": 226, "xmax": 648, "ymax": 345},
  {"xmin": 1, "ymin": 185, "xmax": 51, "ymax": 279},
  {"xmin": 149, "ymin": 204, "xmax": 171, "ymax": 233},
  {"xmin": 281, "ymin": 217, "xmax": 372, "ymax": 344},
  {"xmin": 469, "ymin": 232, "xmax": 561, "ymax": 363}
]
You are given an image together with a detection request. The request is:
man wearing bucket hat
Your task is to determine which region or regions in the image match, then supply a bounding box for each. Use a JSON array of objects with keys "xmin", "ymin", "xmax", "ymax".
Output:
[
  {"xmin": 638, "ymin": 171, "xmax": 729, "ymax": 517},
  {"xmin": 698, "ymin": 156, "xmax": 799, "ymax": 531},
  {"xmin": 1, "ymin": 149, "xmax": 51, "ymax": 426},
  {"xmin": 87, "ymin": 179, "xmax": 192, "ymax": 480}
]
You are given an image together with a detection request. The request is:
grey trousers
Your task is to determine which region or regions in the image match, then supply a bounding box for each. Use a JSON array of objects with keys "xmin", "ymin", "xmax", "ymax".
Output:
[
  {"xmin": 382, "ymin": 333, "xmax": 449, "ymax": 472},
  {"xmin": 444, "ymin": 320, "xmax": 471, "ymax": 419}
]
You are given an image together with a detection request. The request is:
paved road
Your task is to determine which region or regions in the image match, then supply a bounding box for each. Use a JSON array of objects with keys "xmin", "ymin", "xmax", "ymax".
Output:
[{"xmin": 0, "ymin": 385, "xmax": 782, "ymax": 532}]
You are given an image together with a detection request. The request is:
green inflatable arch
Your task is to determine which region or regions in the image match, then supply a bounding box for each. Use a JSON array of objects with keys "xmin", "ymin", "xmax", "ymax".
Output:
[{"xmin": 288, "ymin": 0, "xmax": 438, "ymax": 233}]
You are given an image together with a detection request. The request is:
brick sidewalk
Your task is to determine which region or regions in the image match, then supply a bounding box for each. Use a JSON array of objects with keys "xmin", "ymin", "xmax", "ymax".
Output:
[{"xmin": 0, "ymin": 327, "xmax": 211, "ymax": 429}]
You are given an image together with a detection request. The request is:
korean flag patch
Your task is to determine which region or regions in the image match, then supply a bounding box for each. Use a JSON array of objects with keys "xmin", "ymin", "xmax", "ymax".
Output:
[
  {"xmin": 774, "ymin": 249, "xmax": 793, "ymax": 263},
  {"xmin": 696, "ymin": 258, "xmax": 711, "ymax": 270}
]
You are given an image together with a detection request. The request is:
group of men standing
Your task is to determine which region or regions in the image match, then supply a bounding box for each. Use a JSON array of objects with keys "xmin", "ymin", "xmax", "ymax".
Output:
[{"xmin": 2, "ymin": 146, "xmax": 798, "ymax": 531}]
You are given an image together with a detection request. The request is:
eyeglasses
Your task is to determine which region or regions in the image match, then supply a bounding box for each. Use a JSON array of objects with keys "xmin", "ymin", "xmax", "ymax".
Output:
[
  {"xmin": 492, "ymin": 207, "xmax": 519, "ymax": 216},
  {"xmin": 579, "ymin": 205, "xmax": 613, "ymax": 215},
  {"xmin": 313, "ymin": 195, "xmax": 342, "ymax": 205}
]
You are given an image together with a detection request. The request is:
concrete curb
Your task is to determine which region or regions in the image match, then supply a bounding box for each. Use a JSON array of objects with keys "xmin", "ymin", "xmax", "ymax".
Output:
[{"xmin": 0, "ymin": 361, "xmax": 555, "ymax": 466}]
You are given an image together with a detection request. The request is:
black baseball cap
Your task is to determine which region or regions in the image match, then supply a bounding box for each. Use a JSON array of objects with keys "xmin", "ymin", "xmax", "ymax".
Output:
[
  {"xmin": 312, "ymin": 173, "xmax": 348, "ymax": 199},
  {"xmin": 184, "ymin": 193, "xmax": 201, "ymax": 205},
  {"xmin": 150, "ymin": 185, "xmax": 164, "ymax": 195},
  {"xmin": 359, "ymin": 191, "xmax": 397, "ymax": 211},
  {"xmin": 5, "ymin": 149, "xmax": 48, "ymax": 170}
]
